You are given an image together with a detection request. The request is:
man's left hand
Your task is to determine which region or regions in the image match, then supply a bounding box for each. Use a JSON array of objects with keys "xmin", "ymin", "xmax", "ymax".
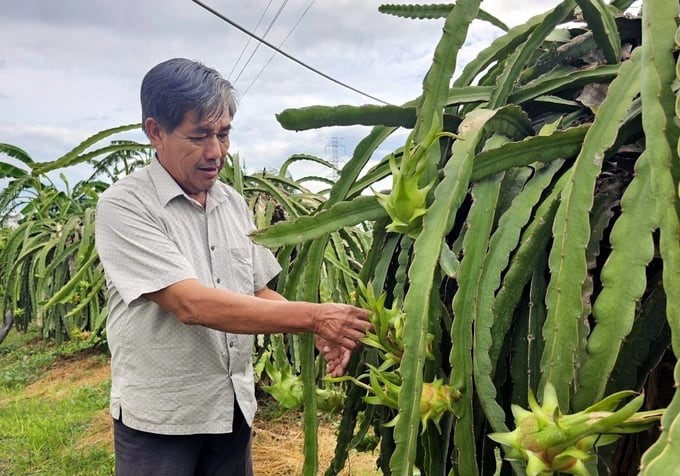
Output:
[{"xmin": 316, "ymin": 336, "xmax": 352, "ymax": 377}]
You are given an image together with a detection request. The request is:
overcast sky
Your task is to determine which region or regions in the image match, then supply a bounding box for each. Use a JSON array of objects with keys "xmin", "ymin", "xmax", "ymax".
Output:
[{"xmin": 0, "ymin": 0, "xmax": 567, "ymax": 185}]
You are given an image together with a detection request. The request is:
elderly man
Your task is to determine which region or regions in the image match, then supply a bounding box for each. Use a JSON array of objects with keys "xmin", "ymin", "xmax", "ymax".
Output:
[{"xmin": 95, "ymin": 57, "xmax": 370, "ymax": 476}]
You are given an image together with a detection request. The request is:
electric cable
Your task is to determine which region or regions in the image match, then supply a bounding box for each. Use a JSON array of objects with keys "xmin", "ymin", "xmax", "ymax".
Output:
[
  {"xmin": 192, "ymin": 0, "xmax": 390, "ymax": 104},
  {"xmin": 227, "ymin": 0, "xmax": 274, "ymax": 80},
  {"xmin": 240, "ymin": 0, "xmax": 316, "ymax": 100},
  {"xmin": 232, "ymin": 0, "xmax": 290, "ymax": 85}
]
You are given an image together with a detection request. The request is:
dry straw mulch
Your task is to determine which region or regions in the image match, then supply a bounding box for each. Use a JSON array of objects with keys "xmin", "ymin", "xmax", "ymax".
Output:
[{"xmin": 252, "ymin": 414, "xmax": 379, "ymax": 475}]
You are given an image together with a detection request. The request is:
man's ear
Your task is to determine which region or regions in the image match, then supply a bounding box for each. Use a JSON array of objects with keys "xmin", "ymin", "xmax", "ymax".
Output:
[{"xmin": 144, "ymin": 118, "xmax": 164, "ymax": 150}]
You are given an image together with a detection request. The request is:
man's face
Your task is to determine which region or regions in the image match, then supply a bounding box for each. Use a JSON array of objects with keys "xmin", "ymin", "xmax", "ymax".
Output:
[{"xmin": 146, "ymin": 110, "xmax": 232, "ymax": 196}]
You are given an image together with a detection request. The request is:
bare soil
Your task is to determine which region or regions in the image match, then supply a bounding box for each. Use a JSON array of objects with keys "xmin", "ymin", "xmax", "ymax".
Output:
[{"xmin": 20, "ymin": 352, "xmax": 380, "ymax": 475}]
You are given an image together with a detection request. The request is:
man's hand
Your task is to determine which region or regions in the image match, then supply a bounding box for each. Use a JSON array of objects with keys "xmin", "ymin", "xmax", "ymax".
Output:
[
  {"xmin": 312, "ymin": 303, "xmax": 370, "ymax": 377},
  {"xmin": 252, "ymin": 287, "xmax": 370, "ymax": 376},
  {"xmin": 316, "ymin": 336, "xmax": 353, "ymax": 377},
  {"xmin": 312, "ymin": 303, "xmax": 371, "ymax": 351}
]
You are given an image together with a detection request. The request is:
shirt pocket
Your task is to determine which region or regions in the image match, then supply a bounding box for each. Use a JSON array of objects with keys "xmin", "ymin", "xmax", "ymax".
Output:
[{"xmin": 227, "ymin": 247, "xmax": 254, "ymax": 294}]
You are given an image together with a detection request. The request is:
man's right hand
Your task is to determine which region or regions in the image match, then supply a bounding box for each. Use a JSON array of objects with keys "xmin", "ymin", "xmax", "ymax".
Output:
[{"xmin": 312, "ymin": 303, "xmax": 371, "ymax": 351}]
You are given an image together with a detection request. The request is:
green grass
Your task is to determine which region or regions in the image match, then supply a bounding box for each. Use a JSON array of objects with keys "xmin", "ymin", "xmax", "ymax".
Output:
[
  {"xmin": 0, "ymin": 328, "xmax": 113, "ymax": 475},
  {"xmin": 0, "ymin": 327, "xmax": 107, "ymax": 390},
  {"xmin": 0, "ymin": 330, "xmax": 59, "ymax": 389}
]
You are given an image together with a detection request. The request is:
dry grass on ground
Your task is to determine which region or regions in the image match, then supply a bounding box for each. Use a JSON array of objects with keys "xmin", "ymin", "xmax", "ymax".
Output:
[
  {"xmin": 251, "ymin": 413, "xmax": 379, "ymax": 475},
  {"xmin": 17, "ymin": 353, "xmax": 380, "ymax": 475}
]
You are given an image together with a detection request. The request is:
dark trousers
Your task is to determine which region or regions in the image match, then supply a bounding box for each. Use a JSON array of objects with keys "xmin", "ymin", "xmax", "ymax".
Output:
[{"xmin": 113, "ymin": 404, "xmax": 253, "ymax": 476}]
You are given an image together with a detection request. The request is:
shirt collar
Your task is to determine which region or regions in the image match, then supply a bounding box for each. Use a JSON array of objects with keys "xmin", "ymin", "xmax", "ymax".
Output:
[{"xmin": 149, "ymin": 155, "xmax": 230, "ymax": 211}]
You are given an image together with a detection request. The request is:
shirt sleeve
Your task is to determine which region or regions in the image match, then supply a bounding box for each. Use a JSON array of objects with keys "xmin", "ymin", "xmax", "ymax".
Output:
[
  {"xmin": 252, "ymin": 241, "xmax": 282, "ymax": 291},
  {"xmin": 230, "ymin": 189, "xmax": 281, "ymax": 291},
  {"xmin": 95, "ymin": 194, "xmax": 198, "ymax": 305}
]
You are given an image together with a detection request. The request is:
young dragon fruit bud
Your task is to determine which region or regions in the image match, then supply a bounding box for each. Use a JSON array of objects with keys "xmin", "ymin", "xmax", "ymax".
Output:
[
  {"xmin": 374, "ymin": 123, "xmax": 456, "ymax": 238},
  {"xmin": 489, "ymin": 382, "xmax": 663, "ymax": 476},
  {"xmin": 419, "ymin": 378, "xmax": 460, "ymax": 432}
]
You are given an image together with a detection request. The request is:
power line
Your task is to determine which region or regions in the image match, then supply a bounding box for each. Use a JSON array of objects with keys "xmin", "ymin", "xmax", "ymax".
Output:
[
  {"xmin": 240, "ymin": 0, "xmax": 316, "ymax": 100},
  {"xmin": 233, "ymin": 0, "xmax": 291, "ymax": 85},
  {"xmin": 191, "ymin": 0, "xmax": 390, "ymax": 105},
  {"xmin": 227, "ymin": 0, "xmax": 274, "ymax": 80}
]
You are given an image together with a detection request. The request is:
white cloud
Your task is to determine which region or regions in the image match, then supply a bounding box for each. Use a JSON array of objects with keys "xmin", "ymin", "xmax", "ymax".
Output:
[{"xmin": 1, "ymin": 0, "xmax": 569, "ymax": 183}]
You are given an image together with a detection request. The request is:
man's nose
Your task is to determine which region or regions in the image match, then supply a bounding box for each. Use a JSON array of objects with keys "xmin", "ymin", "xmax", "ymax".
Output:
[{"xmin": 204, "ymin": 134, "xmax": 227, "ymax": 158}]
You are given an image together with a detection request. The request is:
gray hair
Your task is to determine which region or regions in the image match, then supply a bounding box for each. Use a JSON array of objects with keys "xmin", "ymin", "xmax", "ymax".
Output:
[{"xmin": 140, "ymin": 58, "xmax": 237, "ymax": 136}]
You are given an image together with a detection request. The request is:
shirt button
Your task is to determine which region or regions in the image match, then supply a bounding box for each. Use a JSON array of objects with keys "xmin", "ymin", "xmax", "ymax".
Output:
[
  {"xmin": 210, "ymin": 245, "xmax": 216, "ymax": 251},
  {"xmin": 216, "ymin": 278, "xmax": 221, "ymax": 284},
  {"xmin": 229, "ymin": 341, "xmax": 235, "ymax": 348}
]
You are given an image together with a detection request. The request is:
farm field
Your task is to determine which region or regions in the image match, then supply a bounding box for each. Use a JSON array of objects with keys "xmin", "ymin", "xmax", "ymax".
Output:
[
  {"xmin": 2, "ymin": 1, "xmax": 680, "ymax": 473},
  {"xmin": 0, "ymin": 330, "xmax": 379, "ymax": 475}
]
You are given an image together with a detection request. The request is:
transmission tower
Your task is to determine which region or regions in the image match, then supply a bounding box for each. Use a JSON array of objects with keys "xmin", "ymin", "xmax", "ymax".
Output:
[{"xmin": 325, "ymin": 136, "xmax": 345, "ymax": 180}]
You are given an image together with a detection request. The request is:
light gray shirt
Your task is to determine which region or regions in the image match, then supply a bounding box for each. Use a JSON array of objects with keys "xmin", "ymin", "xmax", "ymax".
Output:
[{"xmin": 95, "ymin": 158, "xmax": 281, "ymax": 435}]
